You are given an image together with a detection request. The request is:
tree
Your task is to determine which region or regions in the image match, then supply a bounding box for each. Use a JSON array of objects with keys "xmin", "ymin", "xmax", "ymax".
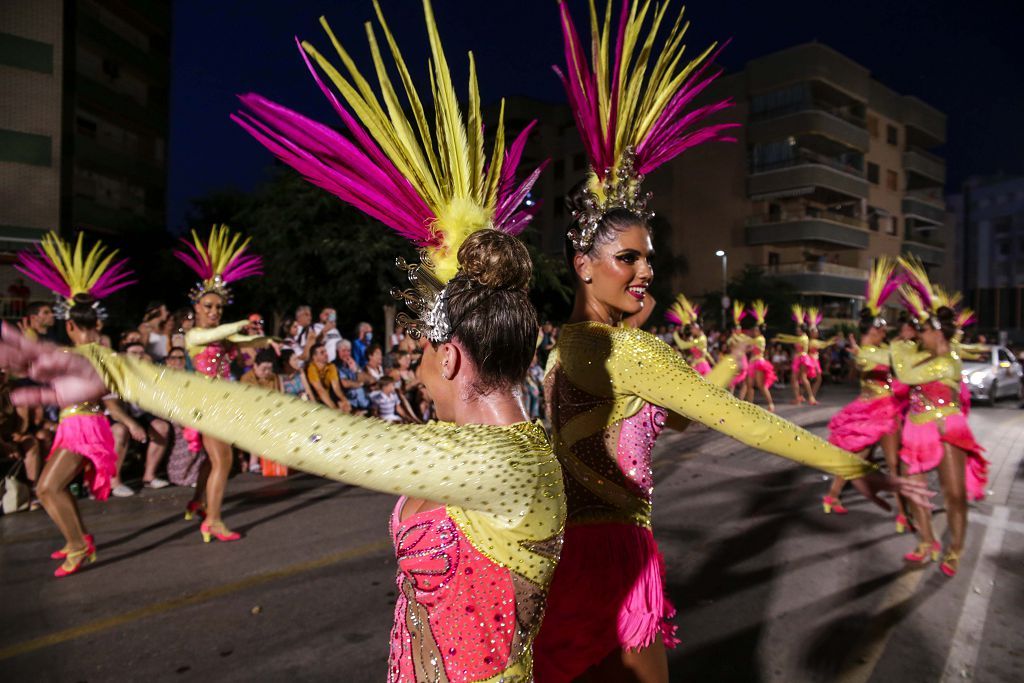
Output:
[{"xmin": 699, "ymin": 265, "xmax": 797, "ymax": 332}]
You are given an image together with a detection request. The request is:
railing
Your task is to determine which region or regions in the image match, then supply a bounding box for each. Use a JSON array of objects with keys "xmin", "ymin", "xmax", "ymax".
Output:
[
  {"xmin": 0, "ymin": 297, "xmax": 34, "ymax": 320},
  {"xmin": 904, "ymin": 189, "xmax": 945, "ymax": 207},
  {"xmin": 766, "ymin": 262, "xmax": 870, "ymax": 279},
  {"xmin": 904, "ymin": 145, "xmax": 944, "ymax": 164},
  {"xmin": 746, "ymin": 208, "xmax": 868, "ymax": 230},
  {"xmin": 750, "ymin": 101, "xmax": 867, "ymax": 128},
  {"xmin": 751, "ymin": 148, "xmax": 864, "ymax": 178},
  {"xmin": 904, "ymin": 232, "xmax": 946, "ymax": 248}
]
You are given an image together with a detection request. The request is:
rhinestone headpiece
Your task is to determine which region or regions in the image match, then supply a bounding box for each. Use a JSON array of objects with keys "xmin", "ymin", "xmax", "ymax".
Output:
[{"xmin": 569, "ymin": 149, "xmax": 653, "ymax": 253}]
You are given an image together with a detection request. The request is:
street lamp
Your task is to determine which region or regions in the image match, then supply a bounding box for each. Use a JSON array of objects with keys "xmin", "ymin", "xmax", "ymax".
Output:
[{"xmin": 715, "ymin": 250, "xmax": 728, "ymax": 329}]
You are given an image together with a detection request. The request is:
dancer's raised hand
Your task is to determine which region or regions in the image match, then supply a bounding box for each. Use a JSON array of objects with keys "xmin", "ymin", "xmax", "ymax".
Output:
[{"xmin": 0, "ymin": 323, "xmax": 107, "ymax": 407}]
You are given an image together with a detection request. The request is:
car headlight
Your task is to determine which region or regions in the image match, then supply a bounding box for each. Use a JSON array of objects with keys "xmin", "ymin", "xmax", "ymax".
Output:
[{"xmin": 970, "ymin": 371, "xmax": 988, "ymax": 386}]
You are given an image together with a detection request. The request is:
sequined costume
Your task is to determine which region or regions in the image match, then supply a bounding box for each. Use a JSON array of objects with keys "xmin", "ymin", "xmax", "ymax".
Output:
[
  {"xmin": 828, "ymin": 345, "xmax": 900, "ymax": 452},
  {"xmin": 775, "ymin": 332, "xmax": 817, "ymax": 380},
  {"xmin": 533, "ymin": 323, "xmax": 875, "ymax": 680},
  {"xmin": 892, "ymin": 344, "xmax": 988, "ymax": 501},
  {"xmin": 727, "ymin": 331, "xmax": 751, "ymax": 388},
  {"xmin": 80, "ymin": 345, "xmax": 565, "ymax": 681},
  {"xmin": 49, "ymin": 402, "xmax": 117, "ymax": 500},
  {"xmin": 747, "ymin": 335, "xmax": 777, "ymax": 389},
  {"xmin": 672, "ymin": 331, "xmax": 713, "ymax": 376},
  {"xmin": 808, "ymin": 338, "xmax": 834, "ymax": 378}
]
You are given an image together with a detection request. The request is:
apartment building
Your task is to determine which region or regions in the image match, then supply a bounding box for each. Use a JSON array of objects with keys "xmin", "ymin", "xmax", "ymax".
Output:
[
  {"xmin": 0, "ymin": 0, "xmax": 171, "ymax": 310},
  {"xmin": 948, "ymin": 174, "xmax": 1024, "ymax": 337}
]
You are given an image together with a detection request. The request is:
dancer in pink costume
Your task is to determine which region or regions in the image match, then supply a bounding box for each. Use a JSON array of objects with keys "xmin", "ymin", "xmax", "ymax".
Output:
[
  {"xmin": 727, "ymin": 300, "xmax": 751, "ymax": 398},
  {"xmin": 805, "ymin": 307, "xmax": 834, "ymax": 397},
  {"xmin": 666, "ymin": 294, "xmax": 713, "ymax": 376},
  {"xmin": 774, "ymin": 304, "xmax": 818, "ymax": 405},
  {"xmin": 532, "ymin": 3, "xmax": 932, "ymax": 680},
  {"xmin": 175, "ymin": 224, "xmax": 269, "ymax": 540},
  {"xmin": 822, "ymin": 258, "xmax": 911, "ymax": 532},
  {"xmin": 13, "ymin": 231, "xmax": 135, "ymax": 577},
  {"xmin": 896, "ymin": 258, "xmax": 987, "ymax": 577},
  {"xmin": 744, "ymin": 300, "xmax": 777, "ymax": 411}
]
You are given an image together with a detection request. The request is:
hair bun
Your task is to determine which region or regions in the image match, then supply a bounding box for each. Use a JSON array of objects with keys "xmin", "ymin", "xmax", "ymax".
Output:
[
  {"xmin": 858, "ymin": 309, "xmax": 874, "ymax": 321},
  {"xmin": 457, "ymin": 230, "xmax": 532, "ymax": 291},
  {"xmin": 72, "ymin": 293, "xmax": 96, "ymax": 306},
  {"xmin": 565, "ymin": 178, "xmax": 592, "ymax": 216}
]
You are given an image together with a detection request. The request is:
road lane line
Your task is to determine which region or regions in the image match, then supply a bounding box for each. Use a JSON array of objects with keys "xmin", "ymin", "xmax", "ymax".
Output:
[
  {"xmin": 940, "ymin": 505, "xmax": 1011, "ymax": 682},
  {"xmin": 0, "ymin": 538, "xmax": 391, "ymax": 661}
]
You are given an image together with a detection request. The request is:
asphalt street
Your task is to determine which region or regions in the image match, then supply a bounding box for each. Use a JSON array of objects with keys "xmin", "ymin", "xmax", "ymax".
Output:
[{"xmin": 1, "ymin": 386, "xmax": 1022, "ymax": 682}]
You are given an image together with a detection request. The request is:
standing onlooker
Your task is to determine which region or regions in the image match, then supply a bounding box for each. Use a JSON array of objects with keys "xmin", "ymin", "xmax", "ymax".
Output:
[
  {"xmin": 335, "ymin": 340, "xmax": 371, "ymax": 415},
  {"xmin": 164, "ymin": 347, "xmax": 205, "ymax": 487},
  {"xmin": 352, "ymin": 322, "xmax": 373, "ymax": 368},
  {"xmin": 20, "ymin": 301, "xmax": 55, "ymax": 342},
  {"xmin": 313, "ymin": 307, "xmax": 343, "ymax": 362},
  {"xmin": 524, "ymin": 353, "xmax": 544, "ymax": 419},
  {"xmin": 294, "ymin": 305, "xmax": 314, "ymax": 348},
  {"xmin": 389, "ymin": 326, "xmax": 405, "ymax": 351},
  {"xmin": 538, "ymin": 321, "xmax": 557, "ymax": 368},
  {"xmin": 139, "ymin": 301, "xmax": 172, "ymax": 361},
  {"xmin": 305, "ymin": 343, "xmax": 351, "ymax": 411}
]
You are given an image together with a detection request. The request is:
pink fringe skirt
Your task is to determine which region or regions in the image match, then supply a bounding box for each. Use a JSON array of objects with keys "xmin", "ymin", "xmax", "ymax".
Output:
[
  {"xmin": 792, "ymin": 353, "xmax": 818, "ymax": 379},
  {"xmin": 693, "ymin": 360, "xmax": 712, "ymax": 376},
  {"xmin": 901, "ymin": 414, "xmax": 988, "ymax": 501},
  {"xmin": 730, "ymin": 355, "xmax": 749, "ymax": 388},
  {"xmin": 533, "ymin": 523, "xmax": 678, "ymax": 682},
  {"xmin": 748, "ymin": 357, "xmax": 777, "ymax": 389},
  {"xmin": 49, "ymin": 414, "xmax": 118, "ymax": 501},
  {"xmin": 828, "ymin": 396, "xmax": 900, "ymax": 452}
]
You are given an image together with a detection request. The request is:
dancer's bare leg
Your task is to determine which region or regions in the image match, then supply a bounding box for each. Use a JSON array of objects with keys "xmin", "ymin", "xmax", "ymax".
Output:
[
  {"xmin": 583, "ymin": 640, "xmax": 668, "ymax": 683},
  {"xmin": 36, "ymin": 449, "xmax": 87, "ymax": 550},
  {"xmin": 142, "ymin": 419, "xmax": 170, "ymax": 482},
  {"xmin": 826, "ymin": 447, "xmax": 870, "ymax": 501},
  {"xmin": 937, "ymin": 444, "xmax": 968, "ymax": 553},
  {"xmin": 802, "ymin": 371, "xmax": 817, "ymax": 404},
  {"xmin": 880, "ymin": 432, "xmax": 908, "ymax": 521},
  {"xmin": 201, "ymin": 435, "xmax": 233, "ymax": 525},
  {"xmin": 757, "ymin": 374, "xmax": 774, "ymax": 410}
]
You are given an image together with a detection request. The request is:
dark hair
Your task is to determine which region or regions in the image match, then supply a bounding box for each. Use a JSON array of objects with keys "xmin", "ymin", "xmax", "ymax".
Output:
[
  {"xmin": 443, "ymin": 230, "xmax": 538, "ymax": 393},
  {"xmin": 166, "ymin": 346, "xmax": 187, "ymax": 359},
  {"xmin": 857, "ymin": 309, "xmax": 876, "ymax": 336},
  {"xmin": 379, "ymin": 376, "xmax": 396, "ymax": 388},
  {"xmin": 562, "ymin": 179, "xmax": 651, "ymax": 281},
  {"xmin": 935, "ymin": 306, "xmax": 957, "ymax": 340},
  {"xmin": 122, "ymin": 341, "xmax": 146, "ymax": 353},
  {"xmin": 279, "ymin": 317, "xmax": 296, "ymax": 339},
  {"xmin": 254, "ymin": 349, "xmax": 277, "ymax": 366},
  {"xmin": 67, "ymin": 294, "xmax": 99, "ymax": 331},
  {"xmin": 278, "ymin": 348, "xmax": 297, "ymax": 373},
  {"xmin": 26, "ymin": 301, "xmax": 52, "ymax": 318},
  {"xmin": 741, "ymin": 315, "xmax": 758, "ymax": 332},
  {"xmin": 366, "ymin": 343, "xmax": 383, "ymax": 359}
]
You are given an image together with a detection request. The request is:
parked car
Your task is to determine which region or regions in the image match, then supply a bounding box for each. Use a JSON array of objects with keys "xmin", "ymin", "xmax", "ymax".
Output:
[{"xmin": 961, "ymin": 345, "xmax": 1023, "ymax": 404}]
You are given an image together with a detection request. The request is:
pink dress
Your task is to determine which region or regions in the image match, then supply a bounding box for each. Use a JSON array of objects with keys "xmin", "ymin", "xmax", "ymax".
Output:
[
  {"xmin": 183, "ymin": 340, "xmax": 237, "ymax": 452},
  {"xmin": 387, "ymin": 499, "xmax": 541, "ymax": 682},
  {"xmin": 828, "ymin": 360, "xmax": 900, "ymax": 453},
  {"xmin": 49, "ymin": 402, "xmax": 117, "ymax": 500},
  {"xmin": 748, "ymin": 339, "xmax": 777, "ymax": 389},
  {"xmin": 689, "ymin": 348, "xmax": 712, "ymax": 377}
]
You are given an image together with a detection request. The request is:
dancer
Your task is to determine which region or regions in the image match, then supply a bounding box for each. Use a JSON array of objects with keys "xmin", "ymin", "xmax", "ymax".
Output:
[
  {"xmin": 806, "ymin": 307, "xmax": 834, "ymax": 396},
  {"xmin": 744, "ymin": 300, "xmax": 777, "ymax": 411},
  {"xmin": 3, "ymin": 1, "xmax": 562, "ymax": 678},
  {"xmin": 13, "ymin": 232, "xmax": 135, "ymax": 577},
  {"xmin": 532, "ymin": 3, "xmax": 932, "ymax": 680},
  {"xmin": 667, "ymin": 295, "xmax": 713, "ymax": 376},
  {"xmin": 726, "ymin": 301, "xmax": 751, "ymax": 399},
  {"xmin": 895, "ymin": 261, "xmax": 987, "ymax": 577},
  {"xmin": 822, "ymin": 258, "xmax": 910, "ymax": 530},
  {"xmin": 774, "ymin": 305, "xmax": 817, "ymax": 405},
  {"xmin": 175, "ymin": 224, "xmax": 270, "ymax": 540}
]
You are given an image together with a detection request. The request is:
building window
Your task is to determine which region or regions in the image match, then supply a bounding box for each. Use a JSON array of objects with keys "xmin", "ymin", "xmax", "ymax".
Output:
[
  {"xmin": 102, "ymin": 59, "xmax": 120, "ymax": 79},
  {"xmin": 998, "ymin": 240, "xmax": 1011, "ymax": 256},
  {"xmin": 885, "ymin": 169, "xmax": 899, "ymax": 192},
  {"xmin": 886, "ymin": 124, "xmax": 898, "ymax": 146},
  {"xmin": 885, "ymin": 216, "xmax": 897, "ymax": 235},
  {"xmin": 867, "ymin": 115, "xmax": 879, "ymax": 139},
  {"xmin": 76, "ymin": 116, "xmax": 97, "ymax": 137},
  {"xmin": 572, "ymin": 153, "xmax": 586, "ymax": 171},
  {"xmin": 867, "ymin": 162, "xmax": 879, "ymax": 185},
  {"xmin": 768, "ymin": 252, "xmax": 780, "ymax": 267},
  {"xmin": 553, "ymin": 159, "xmax": 564, "ymax": 180}
]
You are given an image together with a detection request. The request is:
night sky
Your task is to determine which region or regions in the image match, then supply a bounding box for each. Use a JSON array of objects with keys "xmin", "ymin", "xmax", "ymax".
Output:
[{"xmin": 167, "ymin": 0, "xmax": 1024, "ymax": 233}]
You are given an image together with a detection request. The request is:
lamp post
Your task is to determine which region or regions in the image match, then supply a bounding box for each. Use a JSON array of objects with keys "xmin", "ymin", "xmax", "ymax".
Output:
[{"xmin": 715, "ymin": 250, "xmax": 728, "ymax": 330}]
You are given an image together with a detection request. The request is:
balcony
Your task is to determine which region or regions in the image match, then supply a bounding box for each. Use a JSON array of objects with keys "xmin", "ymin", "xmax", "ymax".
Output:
[
  {"xmin": 901, "ymin": 95, "xmax": 946, "ymax": 147},
  {"xmin": 902, "ymin": 190, "xmax": 946, "ymax": 226},
  {"xmin": 902, "ymin": 238, "xmax": 945, "ymax": 266},
  {"xmin": 748, "ymin": 107, "xmax": 869, "ymax": 152},
  {"xmin": 765, "ymin": 262, "xmax": 869, "ymax": 298},
  {"xmin": 746, "ymin": 210, "xmax": 869, "ymax": 249},
  {"xmin": 903, "ymin": 147, "xmax": 946, "ymax": 186},
  {"xmin": 749, "ymin": 150, "xmax": 869, "ymax": 200}
]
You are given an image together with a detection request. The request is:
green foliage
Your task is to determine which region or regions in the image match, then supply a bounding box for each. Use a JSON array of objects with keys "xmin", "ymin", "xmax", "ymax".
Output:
[{"xmin": 699, "ymin": 265, "xmax": 797, "ymax": 332}]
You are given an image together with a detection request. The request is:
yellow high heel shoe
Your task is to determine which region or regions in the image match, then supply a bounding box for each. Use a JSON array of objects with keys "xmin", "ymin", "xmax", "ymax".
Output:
[
  {"xmin": 54, "ymin": 545, "xmax": 96, "ymax": 578},
  {"xmin": 903, "ymin": 540, "xmax": 940, "ymax": 564},
  {"xmin": 940, "ymin": 550, "xmax": 960, "ymax": 577}
]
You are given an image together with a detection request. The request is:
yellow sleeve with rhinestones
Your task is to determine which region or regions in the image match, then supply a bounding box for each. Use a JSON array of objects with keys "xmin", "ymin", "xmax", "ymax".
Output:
[
  {"xmin": 773, "ymin": 333, "xmax": 803, "ymax": 345},
  {"xmin": 706, "ymin": 355, "xmax": 739, "ymax": 389},
  {"xmin": 892, "ymin": 350, "xmax": 959, "ymax": 387},
  {"xmin": 77, "ymin": 345, "xmax": 564, "ymax": 521},
  {"xmin": 673, "ymin": 331, "xmax": 696, "ymax": 351},
  {"xmin": 810, "ymin": 338, "xmax": 835, "ymax": 350},
  {"xmin": 185, "ymin": 320, "xmax": 249, "ymax": 350},
  {"xmin": 854, "ymin": 344, "xmax": 891, "ymax": 371},
  {"xmin": 558, "ymin": 325, "xmax": 875, "ymax": 479},
  {"xmin": 954, "ymin": 342, "xmax": 986, "ymax": 361}
]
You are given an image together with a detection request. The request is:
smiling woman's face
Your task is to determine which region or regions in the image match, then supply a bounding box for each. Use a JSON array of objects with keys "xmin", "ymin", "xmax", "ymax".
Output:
[{"xmin": 576, "ymin": 223, "xmax": 654, "ymax": 319}]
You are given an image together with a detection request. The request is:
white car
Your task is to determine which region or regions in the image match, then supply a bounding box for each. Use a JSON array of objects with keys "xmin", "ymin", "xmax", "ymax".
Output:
[{"xmin": 960, "ymin": 345, "xmax": 1023, "ymax": 404}]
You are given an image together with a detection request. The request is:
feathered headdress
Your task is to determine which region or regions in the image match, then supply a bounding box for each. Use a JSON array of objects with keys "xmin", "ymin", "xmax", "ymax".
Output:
[
  {"xmin": 791, "ymin": 303, "xmax": 805, "ymax": 327},
  {"xmin": 556, "ymin": 0, "xmax": 738, "ymax": 252},
  {"xmin": 731, "ymin": 300, "xmax": 747, "ymax": 328},
  {"xmin": 898, "ymin": 255, "xmax": 939, "ymax": 329},
  {"xmin": 14, "ymin": 232, "xmax": 135, "ymax": 320},
  {"xmin": 664, "ymin": 293, "xmax": 699, "ymax": 326},
  {"xmin": 174, "ymin": 225, "xmax": 263, "ymax": 304},
  {"xmin": 233, "ymin": 0, "xmax": 545, "ymax": 342},
  {"xmin": 863, "ymin": 257, "xmax": 899, "ymax": 326},
  {"xmin": 955, "ymin": 308, "xmax": 977, "ymax": 329},
  {"xmin": 805, "ymin": 307, "xmax": 823, "ymax": 332},
  {"xmin": 750, "ymin": 300, "xmax": 768, "ymax": 326}
]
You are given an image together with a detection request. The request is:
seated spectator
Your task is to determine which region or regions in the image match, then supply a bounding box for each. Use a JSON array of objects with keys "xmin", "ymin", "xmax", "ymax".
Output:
[
  {"xmin": 771, "ymin": 343, "xmax": 791, "ymax": 387},
  {"xmin": 361, "ymin": 344, "xmax": 386, "ymax": 387},
  {"xmin": 369, "ymin": 377, "xmax": 416, "ymax": 423},
  {"xmin": 335, "ymin": 340, "xmax": 371, "ymax": 415},
  {"xmin": 163, "ymin": 347, "xmax": 206, "ymax": 487},
  {"xmin": 278, "ymin": 349, "xmax": 312, "ymax": 401},
  {"xmin": 239, "ymin": 349, "xmax": 281, "ymax": 473},
  {"xmin": 352, "ymin": 322, "xmax": 373, "ymax": 368},
  {"xmin": 306, "ymin": 343, "xmax": 351, "ymax": 411}
]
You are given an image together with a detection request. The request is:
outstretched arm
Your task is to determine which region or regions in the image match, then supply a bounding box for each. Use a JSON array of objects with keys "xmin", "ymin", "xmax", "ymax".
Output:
[
  {"xmin": 772, "ymin": 333, "xmax": 803, "ymax": 345},
  {"xmin": 185, "ymin": 321, "xmax": 250, "ymax": 348}
]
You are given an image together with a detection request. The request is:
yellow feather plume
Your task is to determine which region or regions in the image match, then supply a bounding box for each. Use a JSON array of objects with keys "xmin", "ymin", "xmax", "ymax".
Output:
[
  {"xmin": 40, "ymin": 232, "xmax": 121, "ymax": 300},
  {"xmin": 750, "ymin": 300, "xmax": 768, "ymax": 325},
  {"xmin": 731, "ymin": 300, "xmax": 746, "ymax": 327},
  {"xmin": 668, "ymin": 293, "xmax": 696, "ymax": 325},
  {"xmin": 864, "ymin": 256, "xmax": 896, "ymax": 316}
]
